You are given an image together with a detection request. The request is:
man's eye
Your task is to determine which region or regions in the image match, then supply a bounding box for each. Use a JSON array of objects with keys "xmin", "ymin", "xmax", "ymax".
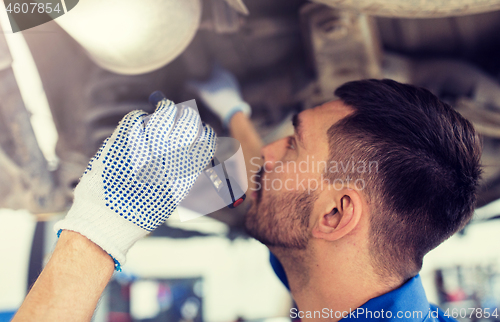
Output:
[{"xmin": 287, "ymin": 136, "xmax": 296, "ymax": 150}]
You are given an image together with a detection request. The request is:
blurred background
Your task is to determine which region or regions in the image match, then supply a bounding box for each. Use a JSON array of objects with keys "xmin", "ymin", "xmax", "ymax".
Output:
[{"xmin": 1, "ymin": 0, "xmax": 500, "ymax": 321}]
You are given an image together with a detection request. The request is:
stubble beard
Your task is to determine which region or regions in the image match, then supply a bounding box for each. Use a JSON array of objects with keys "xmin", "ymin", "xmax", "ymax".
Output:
[{"xmin": 244, "ymin": 172, "xmax": 318, "ymax": 250}]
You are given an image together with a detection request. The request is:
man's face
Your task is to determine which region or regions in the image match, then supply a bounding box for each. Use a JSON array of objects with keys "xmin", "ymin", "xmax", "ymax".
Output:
[{"xmin": 245, "ymin": 100, "xmax": 353, "ymax": 249}]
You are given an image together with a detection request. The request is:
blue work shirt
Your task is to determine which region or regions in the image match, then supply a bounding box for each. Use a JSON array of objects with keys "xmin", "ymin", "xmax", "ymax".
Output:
[{"xmin": 270, "ymin": 253, "xmax": 456, "ymax": 321}]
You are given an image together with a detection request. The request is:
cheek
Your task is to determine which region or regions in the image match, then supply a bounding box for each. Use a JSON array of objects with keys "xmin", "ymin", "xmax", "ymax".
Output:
[
  {"xmin": 286, "ymin": 171, "xmax": 320, "ymax": 194},
  {"xmin": 262, "ymin": 171, "xmax": 298, "ymax": 194},
  {"xmin": 261, "ymin": 171, "xmax": 279, "ymax": 194}
]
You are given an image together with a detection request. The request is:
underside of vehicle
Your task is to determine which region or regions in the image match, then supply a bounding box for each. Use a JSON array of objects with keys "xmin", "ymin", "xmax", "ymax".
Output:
[{"xmin": 1, "ymin": 0, "xmax": 500, "ymax": 228}]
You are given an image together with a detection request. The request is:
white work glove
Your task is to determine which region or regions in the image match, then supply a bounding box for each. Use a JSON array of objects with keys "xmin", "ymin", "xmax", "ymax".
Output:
[
  {"xmin": 55, "ymin": 96, "xmax": 216, "ymax": 269},
  {"xmin": 188, "ymin": 64, "xmax": 251, "ymax": 127}
]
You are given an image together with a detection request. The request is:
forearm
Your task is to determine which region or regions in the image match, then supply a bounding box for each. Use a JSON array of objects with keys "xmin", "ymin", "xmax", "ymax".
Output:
[
  {"xmin": 13, "ymin": 230, "xmax": 114, "ymax": 322},
  {"xmin": 229, "ymin": 112, "xmax": 264, "ymax": 190}
]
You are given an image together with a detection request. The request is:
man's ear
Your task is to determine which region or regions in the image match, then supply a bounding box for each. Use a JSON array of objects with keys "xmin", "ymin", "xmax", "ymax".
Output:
[{"xmin": 311, "ymin": 189, "xmax": 363, "ymax": 241}]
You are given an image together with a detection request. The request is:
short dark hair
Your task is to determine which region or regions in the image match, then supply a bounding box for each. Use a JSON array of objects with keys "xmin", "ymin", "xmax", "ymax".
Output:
[{"xmin": 327, "ymin": 79, "xmax": 482, "ymax": 280}]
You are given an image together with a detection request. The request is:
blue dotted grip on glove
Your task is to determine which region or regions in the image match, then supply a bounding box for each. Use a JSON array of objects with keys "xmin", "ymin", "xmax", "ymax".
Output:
[{"xmin": 55, "ymin": 95, "xmax": 217, "ymax": 269}]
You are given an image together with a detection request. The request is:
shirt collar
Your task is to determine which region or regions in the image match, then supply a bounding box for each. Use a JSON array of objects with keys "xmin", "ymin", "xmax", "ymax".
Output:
[
  {"xmin": 341, "ymin": 275, "xmax": 431, "ymax": 321},
  {"xmin": 270, "ymin": 252, "xmax": 433, "ymax": 321}
]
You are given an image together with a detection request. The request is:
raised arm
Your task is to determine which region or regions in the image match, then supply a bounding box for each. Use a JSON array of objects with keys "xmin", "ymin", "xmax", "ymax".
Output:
[
  {"xmin": 13, "ymin": 231, "xmax": 114, "ymax": 322},
  {"xmin": 13, "ymin": 95, "xmax": 216, "ymax": 321}
]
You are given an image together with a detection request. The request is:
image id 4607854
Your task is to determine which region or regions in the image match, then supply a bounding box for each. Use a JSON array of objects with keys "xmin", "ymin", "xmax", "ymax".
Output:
[{"xmin": 3, "ymin": 0, "xmax": 79, "ymax": 32}]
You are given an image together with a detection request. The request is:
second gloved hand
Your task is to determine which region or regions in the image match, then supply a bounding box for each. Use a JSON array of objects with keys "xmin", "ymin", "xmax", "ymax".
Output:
[
  {"xmin": 55, "ymin": 98, "xmax": 216, "ymax": 268},
  {"xmin": 188, "ymin": 64, "xmax": 251, "ymax": 127}
]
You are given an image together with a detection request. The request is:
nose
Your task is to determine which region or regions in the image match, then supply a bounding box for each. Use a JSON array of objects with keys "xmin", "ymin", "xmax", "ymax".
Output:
[{"xmin": 260, "ymin": 137, "xmax": 288, "ymax": 172}]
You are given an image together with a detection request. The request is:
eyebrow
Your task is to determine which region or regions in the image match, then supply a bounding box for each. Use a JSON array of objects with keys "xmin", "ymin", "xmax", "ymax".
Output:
[{"xmin": 292, "ymin": 113, "xmax": 305, "ymax": 148}]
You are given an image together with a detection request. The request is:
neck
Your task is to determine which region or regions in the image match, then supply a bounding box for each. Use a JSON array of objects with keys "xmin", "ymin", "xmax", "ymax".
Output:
[{"xmin": 271, "ymin": 243, "xmax": 402, "ymax": 322}]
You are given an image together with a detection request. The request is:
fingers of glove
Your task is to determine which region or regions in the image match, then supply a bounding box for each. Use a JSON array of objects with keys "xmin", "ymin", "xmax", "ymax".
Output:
[
  {"xmin": 87, "ymin": 109, "xmax": 146, "ymax": 171},
  {"xmin": 188, "ymin": 123, "xmax": 217, "ymax": 172},
  {"xmin": 159, "ymin": 107, "xmax": 202, "ymax": 182},
  {"xmin": 160, "ymin": 125, "xmax": 216, "ymax": 213},
  {"xmin": 118, "ymin": 110, "xmax": 148, "ymax": 129},
  {"xmin": 153, "ymin": 96, "xmax": 175, "ymax": 114},
  {"xmin": 167, "ymin": 106, "xmax": 202, "ymax": 149},
  {"xmin": 145, "ymin": 99, "xmax": 178, "ymax": 137}
]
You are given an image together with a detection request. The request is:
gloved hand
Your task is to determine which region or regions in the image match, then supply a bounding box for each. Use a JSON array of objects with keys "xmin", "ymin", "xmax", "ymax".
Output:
[
  {"xmin": 55, "ymin": 95, "xmax": 216, "ymax": 269},
  {"xmin": 188, "ymin": 64, "xmax": 251, "ymax": 127}
]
